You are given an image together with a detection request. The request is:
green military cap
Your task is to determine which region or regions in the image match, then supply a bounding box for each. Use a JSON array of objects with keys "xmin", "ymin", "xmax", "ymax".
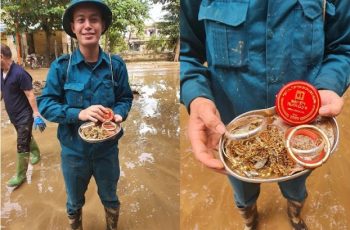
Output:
[{"xmin": 62, "ymin": 0, "xmax": 112, "ymax": 38}]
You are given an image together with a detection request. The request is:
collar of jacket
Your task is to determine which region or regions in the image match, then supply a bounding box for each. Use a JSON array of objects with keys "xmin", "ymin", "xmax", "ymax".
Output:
[{"xmin": 70, "ymin": 47, "xmax": 110, "ymax": 67}]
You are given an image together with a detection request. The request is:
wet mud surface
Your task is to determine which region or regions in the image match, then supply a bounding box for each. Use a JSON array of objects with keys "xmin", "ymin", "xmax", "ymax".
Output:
[
  {"xmin": 180, "ymin": 91, "xmax": 350, "ymax": 230},
  {"xmin": 2, "ymin": 61, "xmax": 350, "ymax": 230},
  {"xmin": 1, "ymin": 62, "xmax": 180, "ymax": 230}
]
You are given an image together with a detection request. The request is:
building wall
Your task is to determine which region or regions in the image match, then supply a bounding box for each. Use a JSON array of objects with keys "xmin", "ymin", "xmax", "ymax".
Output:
[
  {"xmin": 1, "ymin": 30, "xmax": 66, "ymax": 64},
  {"xmin": 33, "ymin": 30, "xmax": 64, "ymax": 58},
  {"xmin": 1, "ymin": 34, "xmax": 18, "ymax": 62}
]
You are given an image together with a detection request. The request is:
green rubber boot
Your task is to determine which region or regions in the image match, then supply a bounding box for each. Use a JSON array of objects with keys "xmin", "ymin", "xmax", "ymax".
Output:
[
  {"xmin": 7, "ymin": 152, "xmax": 29, "ymax": 187},
  {"xmin": 30, "ymin": 137, "xmax": 41, "ymax": 165}
]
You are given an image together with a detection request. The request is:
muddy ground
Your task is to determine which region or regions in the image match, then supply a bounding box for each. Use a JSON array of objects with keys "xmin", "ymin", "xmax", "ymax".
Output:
[
  {"xmin": 1, "ymin": 61, "xmax": 350, "ymax": 230},
  {"xmin": 180, "ymin": 90, "xmax": 350, "ymax": 230},
  {"xmin": 1, "ymin": 62, "xmax": 180, "ymax": 230}
]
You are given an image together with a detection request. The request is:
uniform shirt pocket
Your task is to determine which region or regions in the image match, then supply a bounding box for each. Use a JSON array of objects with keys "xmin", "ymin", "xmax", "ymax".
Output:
[
  {"xmin": 199, "ymin": 0, "xmax": 249, "ymax": 68},
  {"xmin": 63, "ymin": 82, "xmax": 85, "ymax": 108},
  {"xmin": 292, "ymin": 0, "xmax": 324, "ymax": 65}
]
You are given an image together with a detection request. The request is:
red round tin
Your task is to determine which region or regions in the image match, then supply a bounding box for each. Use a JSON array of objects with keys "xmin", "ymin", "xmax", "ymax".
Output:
[
  {"xmin": 103, "ymin": 108, "xmax": 114, "ymax": 122},
  {"xmin": 275, "ymin": 81, "xmax": 321, "ymax": 126}
]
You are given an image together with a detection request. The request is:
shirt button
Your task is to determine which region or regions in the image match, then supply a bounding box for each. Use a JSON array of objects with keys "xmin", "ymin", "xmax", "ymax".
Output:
[{"xmin": 267, "ymin": 29, "xmax": 274, "ymax": 39}]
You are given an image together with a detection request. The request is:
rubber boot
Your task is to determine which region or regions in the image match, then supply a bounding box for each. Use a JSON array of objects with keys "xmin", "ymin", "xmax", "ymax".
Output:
[
  {"xmin": 287, "ymin": 200, "xmax": 308, "ymax": 230},
  {"xmin": 7, "ymin": 152, "xmax": 29, "ymax": 187},
  {"xmin": 105, "ymin": 206, "xmax": 120, "ymax": 230},
  {"xmin": 68, "ymin": 209, "xmax": 83, "ymax": 230},
  {"xmin": 30, "ymin": 137, "xmax": 41, "ymax": 165},
  {"xmin": 237, "ymin": 203, "xmax": 258, "ymax": 230}
]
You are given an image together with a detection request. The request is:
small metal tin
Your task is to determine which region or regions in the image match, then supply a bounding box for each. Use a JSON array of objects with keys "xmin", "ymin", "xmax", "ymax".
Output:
[
  {"xmin": 275, "ymin": 81, "xmax": 321, "ymax": 125},
  {"xmin": 219, "ymin": 107, "xmax": 339, "ymax": 183},
  {"xmin": 103, "ymin": 108, "xmax": 115, "ymax": 122},
  {"xmin": 78, "ymin": 121, "xmax": 121, "ymax": 143}
]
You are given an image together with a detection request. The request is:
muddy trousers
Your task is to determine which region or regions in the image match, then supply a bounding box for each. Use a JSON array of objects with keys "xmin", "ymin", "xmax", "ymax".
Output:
[
  {"xmin": 14, "ymin": 118, "xmax": 33, "ymax": 153},
  {"xmin": 7, "ymin": 120, "xmax": 33, "ymax": 187},
  {"xmin": 61, "ymin": 144, "xmax": 120, "ymax": 224},
  {"xmin": 228, "ymin": 172, "xmax": 310, "ymax": 207},
  {"xmin": 68, "ymin": 209, "xmax": 82, "ymax": 230},
  {"xmin": 237, "ymin": 203, "xmax": 258, "ymax": 230},
  {"xmin": 228, "ymin": 172, "xmax": 310, "ymax": 228},
  {"xmin": 235, "ymin": 200, "xmax": 308, "ymax": 230},
  {"xmin": 68, "ymin": 206, "xmax": 120, "ymax": 230},
  {"xmin": 287, "ymin": 200, "xmax": 308, "ymax": 230},
  {"xmin": 105, "ymin": 206, "xmax": 120, "ymax": 230}
]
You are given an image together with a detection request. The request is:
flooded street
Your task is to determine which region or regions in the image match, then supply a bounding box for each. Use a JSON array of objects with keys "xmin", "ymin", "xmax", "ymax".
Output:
[
  {"xmin": 180, "ymin": 91, "xmax": 350, "ymax": 230},
  {"xmin": 1, "ymin": 62, "xmax": 180, "ymax": 230},
  {"xmin": 1, "ymin": 60, "xmax": 350, "ymax": 230}
]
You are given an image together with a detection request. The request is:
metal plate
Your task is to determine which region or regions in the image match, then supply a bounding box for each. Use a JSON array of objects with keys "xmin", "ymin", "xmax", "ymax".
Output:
[
  {"xmin": 78, "ymin": 121, "xmax": 121, "ymax": 143},
  {"xmin": 219, "ymin": 107, "xmax": 339, "ymax": 183}
]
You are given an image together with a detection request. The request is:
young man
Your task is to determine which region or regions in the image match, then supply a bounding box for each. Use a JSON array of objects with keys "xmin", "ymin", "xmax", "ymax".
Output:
[
  {"xmin": 37, "ymin": 0, "xmax": 133, "ymax": 229},
  {"xmin": 180, "ymin": 1, "xmax": 349, "ymax": 229},
  {"xmin": 1, "ymin": 44, "xmax": 46, "ymax": 188}
]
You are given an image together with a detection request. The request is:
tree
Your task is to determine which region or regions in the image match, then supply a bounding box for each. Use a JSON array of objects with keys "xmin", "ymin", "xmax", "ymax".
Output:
[
  {"xmin": 146, "ymin": 35, "xmax": 169, "ymax": 53},
  {"xmin": 151, "ymin": 0, "xmax": 179, "ymax": 61},
  {"xmin": 2, "ymin": 0, "xmax": 151, "ymax": 64},
  {"xmin": 1, "ymin": 0, "xmax": 69, "ymax": 65},
  {"xmin": 2, "ymin": 0, "xmax": 149, "ymax": 60},
  {"xmin": 105, "ymin": 0, "xmax": 149, "ymax": 53}
]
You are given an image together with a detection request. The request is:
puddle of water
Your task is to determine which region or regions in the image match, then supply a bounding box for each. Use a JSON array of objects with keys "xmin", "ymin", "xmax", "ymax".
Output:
[
  {"xmin": 179, "ymin": 92, "xmax": 350, "ymax": 229},
  {"xmin": 1, "ymin": 62, "xmax": 180, "ymax": 230}
]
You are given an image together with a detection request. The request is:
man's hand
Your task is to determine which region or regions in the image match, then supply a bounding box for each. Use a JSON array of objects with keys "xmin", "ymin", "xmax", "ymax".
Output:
[
  {"xmin": 318, "ymin": 90, "xmax": 344, "ymax": 116},
  {"xmin": 34, "ymin": 116, "xmax": 46, "ymax": 132},
  {"xmin": 114, "ymin": 114, "xmax": 123, "ymax": 123},
  {"xmin": 188, "ymin": 97, "xmax": 226, "ymax": 171},
  {"xmin": 78, "ymin": 105, "xmax": 110, "ymax": 122}
]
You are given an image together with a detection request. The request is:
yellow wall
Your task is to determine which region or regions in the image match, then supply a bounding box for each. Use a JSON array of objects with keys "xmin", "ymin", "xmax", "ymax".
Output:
[{"xmin": 33, "ymin": 30, "xmax": 64, "ymax": 57}]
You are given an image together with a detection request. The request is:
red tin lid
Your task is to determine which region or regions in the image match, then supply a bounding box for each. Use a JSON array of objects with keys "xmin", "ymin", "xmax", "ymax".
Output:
[
  {"xmin": 275, "ymin": 81, "xmax": 321, "ymax": 126},
  {"xmin": 102, "ymin": 108, "xmax": 114, "ymax": 122}
]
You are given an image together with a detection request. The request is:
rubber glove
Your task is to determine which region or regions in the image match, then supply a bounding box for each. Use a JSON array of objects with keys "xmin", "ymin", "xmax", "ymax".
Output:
[{"xmin": 34, "ymin": 116, "xmax": 46, "ymax": 132}]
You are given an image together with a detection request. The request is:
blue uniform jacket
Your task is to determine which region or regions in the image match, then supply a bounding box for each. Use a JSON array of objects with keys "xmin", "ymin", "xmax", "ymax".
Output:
[
  {"xmin": 180, "ymin": 0, "xmax": 350, "ymax": 124},
  {"xmin": 37, "ymin": 48, "xmax": 133, "ymax": 151}
]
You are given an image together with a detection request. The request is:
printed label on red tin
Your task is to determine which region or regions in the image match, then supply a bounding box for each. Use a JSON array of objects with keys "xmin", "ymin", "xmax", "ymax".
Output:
[{"xmin": 275, "ymin": 81, "xmax": 321, "ymax": 125}]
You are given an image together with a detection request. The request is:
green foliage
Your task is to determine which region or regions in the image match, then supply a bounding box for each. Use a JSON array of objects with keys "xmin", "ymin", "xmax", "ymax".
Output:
[
  {"xmin": 145, "ymin": 35, "xmax": 169, "ymax": 53},
  {"xmin": 105, "ymin": 0, "xmax": 149, "ymax": 52},
  {"xmin": 102, "ymin": 35, "xmax": 128, "ymax": 53},
  {"xmin": 1, "ymin": 0, "xmax": 69, "ymax": 64},
  {"xmin": 1, "ymin": 0, "xmax": 68, "ymax": 34},
  {"xmin": 151, "ymin": 0, "xmax": 179, "ymax": 51},
  {"xmin": 1, "ymin": 0, "xmax": 150, "ymax": 55}
]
